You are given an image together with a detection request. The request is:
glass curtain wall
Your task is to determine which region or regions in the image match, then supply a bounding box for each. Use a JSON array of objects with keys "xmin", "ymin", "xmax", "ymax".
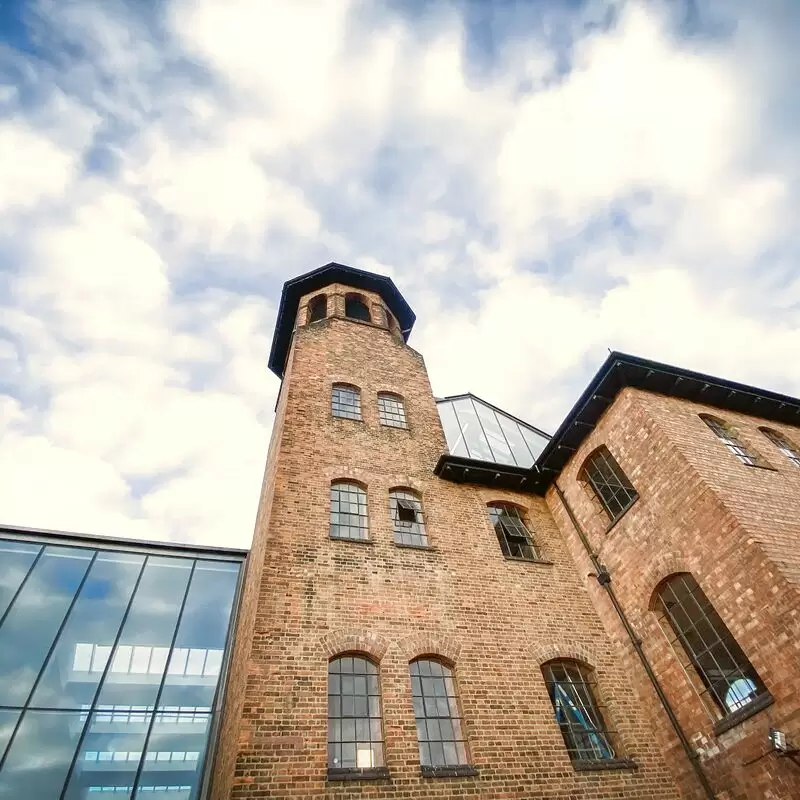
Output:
[
  {"xmin": 0, "ymin": 535, "xmax": 242, "ymax": 800},
  {"xmin": 437, "ymin": 396, "xmax": 549, "ymax": 468}
]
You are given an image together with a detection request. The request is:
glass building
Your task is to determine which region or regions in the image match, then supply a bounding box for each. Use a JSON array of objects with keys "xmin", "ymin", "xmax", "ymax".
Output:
[
  {"xmin": 0, "ymin": 527, "xmax": 245, "ymax": 800},
  {"xmin": 436, "ymin": 394, "xmax": 550, "ymax": 468}
]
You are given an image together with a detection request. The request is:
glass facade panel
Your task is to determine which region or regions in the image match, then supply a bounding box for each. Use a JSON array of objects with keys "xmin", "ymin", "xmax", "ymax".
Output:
[
  {"xmin": 0, "ymin": 534, "xmax": 243, "ymax": 800},
  {"xmin": 436, "ymin": 396, "xmax": 549, "ymax": 467}
]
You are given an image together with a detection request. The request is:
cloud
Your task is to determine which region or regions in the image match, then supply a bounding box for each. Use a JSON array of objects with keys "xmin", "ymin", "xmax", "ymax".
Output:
[{"xmin": 0, "ymin": 0, "xmax": 798, "ymax": 548}]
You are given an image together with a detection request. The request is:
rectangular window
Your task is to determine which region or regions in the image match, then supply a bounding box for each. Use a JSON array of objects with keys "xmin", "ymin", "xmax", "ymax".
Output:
[
  {"xmin": 330, "ymin": 483, "xmax": 369, "ymax": 541},
  {"xmin": 331, "ymin": 385, "xmax": 361, "ymax": 421},
  {"xmin": 582, "ymin": 446, "xmax": 638, "ymax": 523},
  {"xmin": 377, "ymin": 394, "xmax": 407, "ymax": 428}
]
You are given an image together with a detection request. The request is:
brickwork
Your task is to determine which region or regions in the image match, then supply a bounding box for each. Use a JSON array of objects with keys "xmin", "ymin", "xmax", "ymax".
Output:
[
  {"xmin": 212, "ymin": 285, "xmax": 683, "ymax": 799},
  {"xmin": 547, "ymin": 387, "xmax": 800, "ymax": 800}
]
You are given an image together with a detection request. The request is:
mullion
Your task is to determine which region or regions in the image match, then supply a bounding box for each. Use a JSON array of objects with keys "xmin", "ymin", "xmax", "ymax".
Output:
[{"xmin": 0, "ymin": 543, "xmax": 44, "ymax": 630}]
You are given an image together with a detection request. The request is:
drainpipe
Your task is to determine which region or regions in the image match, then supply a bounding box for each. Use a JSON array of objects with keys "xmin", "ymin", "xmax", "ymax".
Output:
[{"xmin": 553, "ymin": 482, "xmax": 716, "ymax": 800}]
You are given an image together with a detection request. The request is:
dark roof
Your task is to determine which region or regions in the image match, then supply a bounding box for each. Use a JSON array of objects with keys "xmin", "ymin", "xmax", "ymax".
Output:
[
  {"xmin": 268, "ymin": 262, "xmax": 416, "ymax": 378},
  {"xmin": 437, "ymin": 351, "xmax": 800, "ymax": 495}
]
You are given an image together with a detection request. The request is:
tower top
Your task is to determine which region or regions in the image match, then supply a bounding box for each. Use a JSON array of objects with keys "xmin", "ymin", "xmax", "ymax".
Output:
[{"xmin": 267, "ymin": 262, "xmax": 417, "ymax": 378}]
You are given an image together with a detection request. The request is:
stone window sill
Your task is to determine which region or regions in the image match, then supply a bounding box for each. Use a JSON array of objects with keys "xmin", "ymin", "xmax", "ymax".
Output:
[
  {"xmin": 503, "ymin": 556, "xmax": 554, "ymax": 565},
  {"xmin": 572, "ymin": 758, "xmax": 638, "ymax": 772},
  {"xmin": 327, "ymin": 767, "xmax": 390, "ymax": 781},
  {"xmin": 394, "ymin": 542, "xmax": 438, "ymax": 552},
  {"xmin": 329, "ymin": 536, "xmax": 374, "ymax": 545},
  {"xmin": 713, "ymin": 691, "xmax": 774, "ymax": 736},
  {"xmin": 744, "ymin": 462, "xmax": 778, "ymax": 471},
  {"xmin": 605, "ymin": 495, "xmax": 639, "ymax": 533},
  {"xmin": 420, "ymin": 764, "xmax": 479, "ymax": 778}
]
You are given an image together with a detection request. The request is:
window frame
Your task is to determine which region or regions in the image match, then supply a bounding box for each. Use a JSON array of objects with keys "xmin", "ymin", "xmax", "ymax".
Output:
[
  {"xmin": 377, "ymin": 393, "xmax": 408, "ymax": 429},
  {"xmin": 699, "ymin": 414, "xmax": 765, "ymax": 468},
  {"xmin": 331, "ymin": 384, "xmax": 362, "ymax": 422},
  {"xmin": 487, "ymin": 503, "xmax": 540, "ymax": 562},
  {"xmin": 759, "ymin": 426, "xmax": 800, "ymax": 467},
  {"xmin": 344, "ymin": 293, "xmax": 372, "ymax": 323},
  {"xmin": 389, "ymin": 489, "xmax": 428, "ymax": 548},
  {"xmin": 329, "ymin": 482, "xmax": 370, "ymax": 542},
  {"xmin": 580, "ymin": 446, "xmax": 638, "ymax": 525}
]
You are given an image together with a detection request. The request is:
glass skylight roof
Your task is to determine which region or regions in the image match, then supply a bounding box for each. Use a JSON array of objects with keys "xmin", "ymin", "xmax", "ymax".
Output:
[{"xmin": 436, "ymin": 395, "xmax": 549, "ymax": 468}]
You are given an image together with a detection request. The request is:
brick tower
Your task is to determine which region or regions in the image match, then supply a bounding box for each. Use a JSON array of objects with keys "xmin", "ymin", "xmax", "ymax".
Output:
[{"xmin": 210, "ymin": 263, "xmax": 683, "ymax": 799}]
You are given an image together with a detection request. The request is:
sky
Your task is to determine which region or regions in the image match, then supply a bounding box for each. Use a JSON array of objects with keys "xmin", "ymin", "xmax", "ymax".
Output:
[{"xmin": 1, "ymin": 0, "xmax": 799, "ymax": 549}]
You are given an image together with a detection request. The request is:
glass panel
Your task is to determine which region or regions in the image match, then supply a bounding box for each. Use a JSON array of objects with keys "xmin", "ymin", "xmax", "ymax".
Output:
[
  {"xmin": 452, "ymin": 398, "xmax": 493, "ymax": 462},
  {"xmin": 0, "ymin": 539, "xmax": 41, "ymax": 620},
  {"xmin": 60, "ymin": 710, "xmax": 152, "ymax": 800},
  {"xmin": 0, "ymin": 546, "xmax": 94, "ymax": 705},
  {"xmin": 472, "ymin": 401, "xmax": 515, "ymax": 465},
  {"xmin": 31, "ymin": 552, "xmax": 145, "ymax": 709},
  {"xmin": 521, "ymin": 427, "xmax": 547, "ymax": 460},
  {"xmin": 0, "ymin": 709, "xmax": 86, "ymax": 798},
  {"xmin": 158, "ymin": 561, "xmax": 239, "ymax": 710},
  {"xmin": 0, "ymin": 709, "xmax": 20, "ymax": 761},
  {"xmin": 134, "ymin": 712, "xmax": 212, "ymax": 798},
  {"xmin": 96, "ymin": 558, "xmax": 193, "ymax": 709},
  {"xmin": 496, "ymin": 416, "xmax": 535, "ymax": 467},
  {"xmin": 437, "ymin": 401, "xmax": 469, "ymax": 458}
]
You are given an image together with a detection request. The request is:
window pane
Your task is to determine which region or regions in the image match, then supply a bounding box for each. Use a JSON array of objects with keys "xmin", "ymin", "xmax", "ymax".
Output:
[
  {"xmin": 390, "ymin": 490, "xmax": 428, "ymax": 547},
  {"xmin": 437, "ymin": 401, "xmax": 469, "ymax": 458},
  {"xmin": 331, "ymin": 386, "xmax": 362, "ymax": 421},
  {"xmin": 583, "ymin": 447, "xmax": 637, "ymax": 522},
  {"xmin": 473, "ymin": 402, "xmax": 514, "ymax": 465},
  {"xmin": 158, "ymin": 561, "xmax": 239, "ymax": 710},
  {"xmin": 0, "ymin": 546, "xmax": 94, "ymax": 706},
  {"xmin": 0, "ymin": 709, "xmax": 20, "ymax": 762},
  {"xmin": 0, "ymin": 709, "xmax": 87, "ymax": 798},
  {"xmin": 377, "ymin": 394, "xmax": 407, "ymax": 429},
  {"xmin": 0, "ymin": 539, "xmax": 41, "ymax": 620},
  {"xmin": 330, "ymin": 483, "xmax": 369, "ymax": 541},
  {"xmin": 96, "ymin": 558, "xmax": 193, "ymax": 709},
  {"xmin": 496, "ymin": 416, "xmax": 535, "ymax": 467},
  {"xmin": 488, "ymin": 505, "xmax": 539, "ymax": 561},
  {"xmin": 452, "ymin": 398, "xmax": 492, "ymax": 461},
  {"xmin": 31, "ymin": 552, "xmax": 145, "ymax": 709}
]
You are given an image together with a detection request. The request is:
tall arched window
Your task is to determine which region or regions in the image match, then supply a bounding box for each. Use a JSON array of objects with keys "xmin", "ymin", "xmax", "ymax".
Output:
[
  {"xmin": 542, "ymin": 660, "xmax": 616, "ymax": 763},
  {"xmin": 377, "ymin": 393, "xmax": 407, "ymax": 428},
  {"xmin": 409, "ymin": 658, "xmax": 468, "ymax": 770},
  {"xmin": 653, "ymin": 573, "xmax": 767, "ymax": 718},
  {"xmin": 330, "ymin": 482, "xmax": 369, "ymax": 541},
  {"xmin": 700, "ymin": 415, "xmax": 762, "ymax": 467},
  {"xmin": 331, "ymin": 384, "xmax": 362, "ymax": 421},
  {"xmin": 328, "ymin": 654, "xmax": 384, "ymax": 771},
  {"xmin": 487, "ymin": 503, "xmax": 539, "ymax": 561},
  {"xmin": 389, "ymin": 489, "xmax": 427, "ymax": 547},
  {"xmin": 345, "ymin": 294, "xmax": 371, "ymax": 323},
  {"xmin": 759, "ymin": 427, "xmax": 800, "ymax": 467},
  {"xmin": 307, "ymin": 294, "xmax": 327, "ymax": 323},
  {"xmin": 580, "ymin": 446, "xmax": 638, "ymax": 523}
]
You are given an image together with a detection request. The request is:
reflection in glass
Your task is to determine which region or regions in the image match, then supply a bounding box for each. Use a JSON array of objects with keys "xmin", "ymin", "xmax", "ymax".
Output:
[
  {"xmin": 0, "ymin": 547, "xmax": 94, "ymax": 705},
  {"xmin": 473, "ymin": 401, "xmax": 514, "ymax": 464},
  {"xmin": 452, "ymin": 399, "xmax": 493, "ymax": 462},
  {"xmin": 0, "ymin": 540, "xmax": 41, "ymax": 621},
  {"xmin": 0, "ymin": 709, "xmax": 20, "ymax": 761},
  {"xmin": 437, "ymin": 402, "xmax": 468, "ymax": 458}
]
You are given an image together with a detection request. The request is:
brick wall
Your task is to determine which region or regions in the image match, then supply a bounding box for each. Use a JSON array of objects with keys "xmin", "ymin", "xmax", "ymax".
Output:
[
  {"xmin": 547, "ymin": 387, "xmax": 800, "ymax": 800},
  {"xmin": 212, "ymin": 285, "xmax": 683, "ymax": 799}
]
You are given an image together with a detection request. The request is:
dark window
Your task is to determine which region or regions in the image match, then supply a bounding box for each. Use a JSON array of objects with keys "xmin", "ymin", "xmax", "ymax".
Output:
[
  {"xmin": 542, "ymin": 660, "xmax": 616, "ymax": 762},
  {"xmin": 410, "ymin": 659, "xmax": 468, "ymax": 768},
  {"xmin": 331, "ymin": 385, "xmax": 361, "ymax": 421},
  {"xmin": 345, "ymin": 294, "xmax": 371, "ymax": 323},
  {"xmin": 581, "ymin": 446, "xmax": 638, "ymax": 522},
  {"xmin": 759, "ymin": 427, "xmax": 800, "ymax": 467},
  {"xmin": 307, "ymin": 294, "xmax": 327, "ymax": 323},
  {"xmin": 330, "ymin": 482, "xmax": 369, "ymax": 541},
  {"xmin": 328, "ymin": 655, "xmax": 384, "ymax": 769},
  {"xmin": 487, "ymin": 504, "xmax": 539, "ymax": 561},
  {"xmin": 700, "ymin": 415, "xmax": 761, "ymax": 467},
  {"xmin": 390, "ymin": 489, "xmax": 428, "ymax": 547},
  {"xmin": 653, "ymin": 573, "xmax": 767, "ymax": 717},
  {"xmin": 377, "ymin": 394, "xmax": 407, "ymax": 428}
]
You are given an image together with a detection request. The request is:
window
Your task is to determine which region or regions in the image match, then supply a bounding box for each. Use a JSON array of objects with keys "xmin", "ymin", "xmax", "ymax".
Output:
[
  {"xmin": 542, "ymin": 660, "xmax": 616, "ymax": 763},
  {"xmin": 700, "ymin": 415, "xmax": 761, "ymax": 467},
  {"xmin": 345, "ymin": 294, "xmax": 371, "ymax": 323},
  {"xmin": 759, "ymin": 427, "xmax": 800, "ymax": 467},
  {"xmin": 307, "ymin": 294, "xmax": 327, "ymax": 323},
  {"xmin": 487, "ymin": 504, "xmax": 539, "ymax": 561},
  {"xmin": 330, "ymin": 482, "xmax": 369, "ymax": 541},
  {"xmin": 377, "ymin": 393, "xmax": 407, "ymax": 428},
  {"xmin": 328, "ymin": 655, "xmax": 384, "ymax": 770},
  {"xmin": 410, "ymin": 659, "xmax": 468, "ymax": 768},
  {"xmin": 653, "ymin": 573, "xmax": 767, "ymax": 718},
  {"xmin": 389, "ymin": 489, "xmax": 428, "ymax": 547},
  {"xmin": 581, "ymin": 446, "xmax": 638, "ymax": 522},
  {"xmin": 331, "ymin": 384, "xmax": 361, "ymax": 421}
]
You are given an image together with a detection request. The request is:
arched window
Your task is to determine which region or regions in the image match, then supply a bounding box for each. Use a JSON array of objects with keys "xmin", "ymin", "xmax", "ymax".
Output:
[
  {"xmin": 389, "ymin": 489, "xmax": 427, "ymax": 547},
  {"xmin": 700, "ymin": 414, "xmax": 762, "ymax": 467},
  {"xmin": 377, "ymin": 393, "xmax": 407, "ymax": 428},
  {"xmin": 330, "ymin": 482, "xmax": 369, "ymax": 541},
  {"xmin": 653, "ymin": 573, "xmax": 767, "ymax": 718},
  {"xmin": 345, "ymin": 294, "xmax": 371, "ymax": 323},
  {"xmin": 487, "ymin": 503, "xmax": 539, "ymax": 561},
  {"xmin": 759, "ymin": 427, "xmax": 800, "ymax": 467},
  {"xmin": 328, "ymin": 654, "xmax": 384, "ymax": 771},
  {"xmin": 331, "ymin": 384, "xmax": 361, "ymax": 421},
  {"xmin": 542, "ymin": 660, "xmax": 616, "ymax": 762},
  {"xmin": 409, "ymin": 658, "xmax": 468, "ymax": 769},
  {"xmin": 307, "ymin": 294, "xmax": 327, "ymax": 323},
  {"xmin": 581, "ymin": 446, "xmax": 638, "ymax": 523}
]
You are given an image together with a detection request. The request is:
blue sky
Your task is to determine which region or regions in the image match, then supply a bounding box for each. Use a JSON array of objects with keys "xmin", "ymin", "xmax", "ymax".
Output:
[{"xmin": 1, "ymin": 0, "xmax": 798, "ymax": 548}]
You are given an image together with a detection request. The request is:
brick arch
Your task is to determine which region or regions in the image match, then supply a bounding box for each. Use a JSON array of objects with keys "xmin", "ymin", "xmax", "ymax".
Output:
[
  {"xmin": 319, "ymin": 629, "xmax": 390, "ymax": 663},
  {"xmin": 395, "ymin": 633, "xmax": 461, "ymax": 665},
  {"xmin": 525, "ymin": 639, "xmax": 604, "ymax": 669},
  {"xmin": 385, "ymin": 475, "xmax": 425, "ymax": 494},
  {"xmin": 634, "ymin": 551, "xmax": 694, "ymax": 613},
  {"xmin": 323, "ymin": 465, "xmax": 371, "ymax": 486}
]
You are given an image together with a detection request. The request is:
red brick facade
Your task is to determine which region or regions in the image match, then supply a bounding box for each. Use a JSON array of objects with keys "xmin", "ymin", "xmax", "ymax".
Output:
[{"xmin": 210, "ymin": 270, "xmax": 800, "ymax": 799}]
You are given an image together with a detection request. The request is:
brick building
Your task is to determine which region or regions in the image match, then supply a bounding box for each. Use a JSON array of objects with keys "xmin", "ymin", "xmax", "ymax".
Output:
[{"xmin": 211, "ymin": 263, "xmax": 800, "ymax": 800}]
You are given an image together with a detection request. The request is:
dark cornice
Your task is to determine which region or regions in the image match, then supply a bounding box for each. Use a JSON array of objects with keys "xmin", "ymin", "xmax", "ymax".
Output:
[{"xmin": 268, "ymin": 262, "xmax": 416, "ymax": 378}]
